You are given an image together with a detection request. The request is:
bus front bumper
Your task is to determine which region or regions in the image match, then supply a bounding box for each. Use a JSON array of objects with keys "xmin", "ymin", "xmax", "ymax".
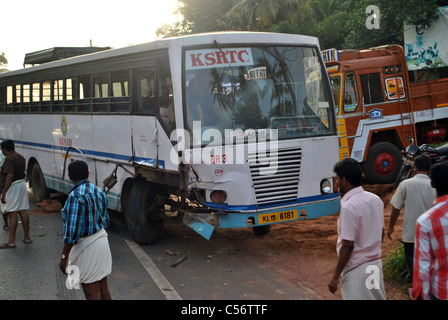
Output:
[{"xmin": 182, "ymin": 193, "xmax": 341, "ymax": 240}]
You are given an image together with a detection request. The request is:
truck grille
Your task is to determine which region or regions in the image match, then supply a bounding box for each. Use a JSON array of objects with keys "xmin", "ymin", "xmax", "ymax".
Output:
[{"xmin": 248, "ymin": 148, "xmax": 302, "ymax": 206}]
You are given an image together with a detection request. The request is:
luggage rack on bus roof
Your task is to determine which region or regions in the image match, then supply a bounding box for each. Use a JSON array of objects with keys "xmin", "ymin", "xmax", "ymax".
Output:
[{"xmin": 23, "ymin": 46, "xmax": 111, "ymax": 67}]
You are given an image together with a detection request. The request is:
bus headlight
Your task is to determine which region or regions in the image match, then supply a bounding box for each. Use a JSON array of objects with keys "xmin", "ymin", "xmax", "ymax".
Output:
[
  {"xmin": 320, "ymin": 179, "xmax": 331, "ymax": 194},
  {"xmin": 210, "ymin": 190, "xmax": 227, "ymax": 204}
]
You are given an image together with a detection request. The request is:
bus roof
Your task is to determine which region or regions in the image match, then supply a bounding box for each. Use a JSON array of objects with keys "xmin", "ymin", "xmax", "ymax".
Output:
[
  {"xmin": 23, "ymin": 47, "xmax": 111, "ymax": 66},
  {"xmin": 0, "ymin": 32, "xmax": 320, "ymax": 79}
]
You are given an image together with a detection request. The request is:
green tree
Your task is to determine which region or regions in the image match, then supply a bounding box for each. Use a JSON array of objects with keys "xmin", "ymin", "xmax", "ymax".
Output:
[
  {"xmin": 0, "ymin": 52, "xmax": 8, "ymax": 73},
  {"xmin": 344, "ymin": 0, "xmax": 443, "ymax": 49},
  {"xmin": 156, "ymin": 0, "xmax": 233, "ymax": 37},
  {"xmin": 269, "ymin": 0, "xmax": 352, "ymax": 49},
  {"xmin": 223, "ymin": 0, "xmax": 305, "ymax": 30},
  {"xmin": 309, "ymin": 0, "xmax": 354, "ymax": 21}
]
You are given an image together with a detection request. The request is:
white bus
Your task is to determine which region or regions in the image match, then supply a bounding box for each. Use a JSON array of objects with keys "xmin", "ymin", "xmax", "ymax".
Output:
[{"xmin": 0, "ymin": 32, "xmax": 340, "ymax": 244}]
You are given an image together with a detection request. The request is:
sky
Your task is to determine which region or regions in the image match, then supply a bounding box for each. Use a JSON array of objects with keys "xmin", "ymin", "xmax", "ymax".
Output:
[{"xmin": 1, "ymin": 0, "xmax": 181, "ymax": 70}]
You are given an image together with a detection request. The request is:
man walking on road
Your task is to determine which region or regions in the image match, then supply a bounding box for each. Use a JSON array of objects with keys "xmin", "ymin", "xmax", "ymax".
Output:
[
  {"xmin": 0, "ymin": 139, "xmax": 32, "ymax": 249},
  {"xmin": 328, "ymin": 158, "xmax": 386, "ymax": 299},
  {"xmin": 388, "ymin": 155, "xmax": 436, "ymax": 279},
  {"xmin": 59, "ymin": 160, "xmax": 112, "ymax": 300}
]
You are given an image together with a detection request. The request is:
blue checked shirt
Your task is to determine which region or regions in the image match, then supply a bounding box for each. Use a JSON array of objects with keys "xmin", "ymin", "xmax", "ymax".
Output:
[{"xmin": 61, "ymin": 179, "xmax": 109, "ymax": 244}]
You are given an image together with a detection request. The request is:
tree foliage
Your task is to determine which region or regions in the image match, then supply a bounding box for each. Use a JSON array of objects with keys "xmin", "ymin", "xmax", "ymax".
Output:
[
  {"xmin": 0, "ymin": 52, "xmax": 8, "ymax": 74},
  {"xmin": 157, "ymin": 0, "xmax": 447, "ymax": 50}
]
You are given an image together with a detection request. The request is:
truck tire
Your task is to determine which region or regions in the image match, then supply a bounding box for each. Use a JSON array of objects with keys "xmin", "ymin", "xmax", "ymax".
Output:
[
  {"xmin": 364, "ymin": 142, "xmax": 402, "ymax": 184},
  {"xmin": 30, "ymin": 163, "xmax": 49, "ymax": 203},
  {"xmin": 125, "ymin": 180, "xmax": 164, "ymax": 244}
]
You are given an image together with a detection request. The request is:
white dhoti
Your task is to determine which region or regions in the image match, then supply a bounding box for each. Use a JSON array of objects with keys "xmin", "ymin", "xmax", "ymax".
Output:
[
  {"xmin": 341, "ymin": 259, "xmax": 386, "ymax": 300},
  {"xmin": 68, "ymin": 229, "xmax": 112, "ymax": 284},
  {"xmin": 3, "ymin": 179, "xmax": 29, "ymax": 213}
]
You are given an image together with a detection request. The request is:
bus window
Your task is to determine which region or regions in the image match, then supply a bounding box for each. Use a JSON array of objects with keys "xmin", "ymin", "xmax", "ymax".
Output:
[
  {"xmin": 330, "ymin": 75, "xmax": 341, "ymax": 115},
  {"xmin": 137, "ymin": 68, "xmax": 156, "ymax": 113},
  {"xmin": 23, "ymin": 84, "xmax": 31, "ymax": 103},
  {"xmin": 158, "ymin": 57, "xmax": 174, "ymax": 132},
  {"xmin": 15, "ymin": 85, "xmax": 21, "ymax": 103},
  {"xmin": 32, "ymin": 83, "xmax": 40, "ymax": 102},
  {"xmin": 7, "ymin": 86, "xmax": 13, "ymax": 104},
  {"xmin": 94, "ymin": 74, "xmax": 109, "ymax": 98},
  {"xmin": 66, "ymin": 79, "xmax": 73, "ymax": 100},
  {"xmin": 360, "ymin": 73, "xmax": 384, "ymax": 104},
  {"xmin": 54, "ymin": 80, "xmax": 64, "ymax": 100},
  {"xmin": 42, "ymin": 81, "xmax": 51, "ymax": 101},
  {"xmin": 343, "ymin": 72, "xmax": 358, "ymax": 113},
  {"xmin": 112, "ymin": 71, "xmax": 129, "ymax": 97}
]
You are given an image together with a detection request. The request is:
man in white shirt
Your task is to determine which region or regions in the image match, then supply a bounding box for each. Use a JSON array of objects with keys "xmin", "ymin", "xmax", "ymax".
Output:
[
  {"xmin": 388, "ymin": 155, "xmax": 436, "ymax": 279},
  {"xmin": 328, "ymin": 158, "xmax": 386, "ymax": 299}
]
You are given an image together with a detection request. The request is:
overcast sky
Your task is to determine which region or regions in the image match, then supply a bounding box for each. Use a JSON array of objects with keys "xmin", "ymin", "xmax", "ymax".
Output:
[{"xmin": 1, "ymin": 0, "xmax": 180, "ymax": 70}]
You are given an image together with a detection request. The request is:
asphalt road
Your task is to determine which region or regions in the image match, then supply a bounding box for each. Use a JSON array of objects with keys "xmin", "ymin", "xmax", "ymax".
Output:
[{"xmin": 0, "ymin": 192, "xmax": 316, "ymax": 302}]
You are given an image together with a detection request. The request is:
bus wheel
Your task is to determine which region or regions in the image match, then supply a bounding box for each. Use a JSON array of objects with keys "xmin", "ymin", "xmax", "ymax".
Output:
[
  {"xmin": 126, "ymin": 180, "xmax": 164, "ymax": 245},
  {"xmin": 30, "ymin": 163, "xmax": 49, "ymax": 203},
  {"xmin": 253, "ymin": 225, "xmax": 270, "ymax": 236},
  {"xmin": 364, "ymin": 142, "xmax": 402, "ymax": 184}
]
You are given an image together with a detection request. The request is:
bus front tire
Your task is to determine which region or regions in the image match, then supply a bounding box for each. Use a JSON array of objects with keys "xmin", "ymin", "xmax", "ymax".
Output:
[{"xmin": 125, "ymin": 180, "xmax": 164, "ymax": 245}]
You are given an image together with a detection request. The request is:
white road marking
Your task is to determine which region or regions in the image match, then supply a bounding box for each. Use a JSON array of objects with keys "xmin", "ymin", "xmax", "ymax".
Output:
[{"xmin": 125, "ymin": 239, "xmax": 182, "ymax": 300}]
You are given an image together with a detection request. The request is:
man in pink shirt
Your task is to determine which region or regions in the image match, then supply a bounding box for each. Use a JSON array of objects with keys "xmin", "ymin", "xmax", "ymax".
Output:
[
  {"xmin": 329, "ymin": 158, "xmax": 386, "ymax": 299},
  {"xmin": 411, "ymin": 161, "xmax": 448, "ymax": 300}
]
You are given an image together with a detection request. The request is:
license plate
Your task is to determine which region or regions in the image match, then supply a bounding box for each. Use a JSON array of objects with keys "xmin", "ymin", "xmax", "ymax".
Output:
[{"xmin": 258, "ymin": 209, "xmax": 298, "ymax": 224}]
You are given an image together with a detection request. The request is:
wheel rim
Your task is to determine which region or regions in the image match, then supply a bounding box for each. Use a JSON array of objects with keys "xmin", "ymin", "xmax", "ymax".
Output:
[{"xmin": 374, "ymin": 152, "xmax": 396, "ymax": 176}]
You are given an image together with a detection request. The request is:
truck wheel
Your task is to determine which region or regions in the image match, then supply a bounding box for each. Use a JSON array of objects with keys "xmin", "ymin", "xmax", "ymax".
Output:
[
  {"xmin": 125, "ymin": 180, "xmax": 164, "ymax": 244},
  {"xmin": 364, "ymin": 142, "xmax": 402, "ymax": 184},
  {"xmin": 30, "ymin": 163, "xmax": 49, "ymax": 203}
]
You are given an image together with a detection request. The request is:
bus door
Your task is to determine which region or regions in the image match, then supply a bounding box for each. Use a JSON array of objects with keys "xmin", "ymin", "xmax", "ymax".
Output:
[
  {"xmin": 131, "ymin": 59, "xmax": 176, "ymax": 171},
  {"xmin": 131, "ymin": 68, "xmax": 159, "ymax": 168}
]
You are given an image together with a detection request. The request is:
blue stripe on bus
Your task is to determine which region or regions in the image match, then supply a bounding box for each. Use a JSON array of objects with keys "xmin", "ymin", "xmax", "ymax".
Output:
[{"xmin": 3, "ymin": 138, "xmax": 165, "ymax": 169}]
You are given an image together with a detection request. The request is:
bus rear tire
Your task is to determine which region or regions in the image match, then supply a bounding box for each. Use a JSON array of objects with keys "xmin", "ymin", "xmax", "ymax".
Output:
[
  {"xmin": 126, "ymin": 180, "xmax": 164, "ymax": 245},
  {"xmin": 364, "ymin": 142, "xmax": 402, "ymax": 184},
  {"xmin": 30, "ymin": 163, "xmax": 49, "ymax": 203}
]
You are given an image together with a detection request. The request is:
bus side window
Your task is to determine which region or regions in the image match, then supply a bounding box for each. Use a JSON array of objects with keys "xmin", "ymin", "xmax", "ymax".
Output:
[
  {"xmin": 343, "ymin": 72, "xmax": 358, "ymax": 113},
  {"xmin": 360, "ymin": 73, "xmax": 384, "ymax": 104},
  {"xmin": 137, "ymin": 68, "xmax": 156, "ymax": 113},
  {"xmin": 157, "ymin": 57, "xmax": 175, "ymax": 132}
]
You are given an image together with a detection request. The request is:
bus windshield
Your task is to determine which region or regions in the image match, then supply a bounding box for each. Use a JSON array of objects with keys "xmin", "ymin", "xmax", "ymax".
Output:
[{"xmin": 184, "ymin": 45, "xmax": 336, "ymax": 143}]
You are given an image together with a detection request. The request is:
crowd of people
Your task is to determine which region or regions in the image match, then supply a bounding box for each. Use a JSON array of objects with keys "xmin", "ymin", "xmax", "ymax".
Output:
[{"xmin": 329, "ymin": 156, "xmax": 448, "ymax": 300}]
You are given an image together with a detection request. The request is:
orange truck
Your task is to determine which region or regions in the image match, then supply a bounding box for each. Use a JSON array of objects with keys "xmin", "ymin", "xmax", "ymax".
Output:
[{"xmin": 323, "ymin": 45, "xmax": 448, "ymax": 184}]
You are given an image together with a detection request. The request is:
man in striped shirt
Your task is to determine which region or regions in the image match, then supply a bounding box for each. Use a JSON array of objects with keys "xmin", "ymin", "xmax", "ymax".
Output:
[
  {"xmin": 411, "ymin": 161, "xmax": 448, "ymax": 300},
  {"xmin": 59, "ymin": 160, "xmax": 112, "ymax": 300}
]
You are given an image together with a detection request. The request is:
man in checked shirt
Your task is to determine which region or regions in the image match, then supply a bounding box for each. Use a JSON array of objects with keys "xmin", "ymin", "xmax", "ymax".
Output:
[
  {"xmin": 59, "ymin": 160, "xmax": 112, "ymax": 300},
  {"xmin": 411, "ymin": 161, "xmax": 448, "ymax": 300}
]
